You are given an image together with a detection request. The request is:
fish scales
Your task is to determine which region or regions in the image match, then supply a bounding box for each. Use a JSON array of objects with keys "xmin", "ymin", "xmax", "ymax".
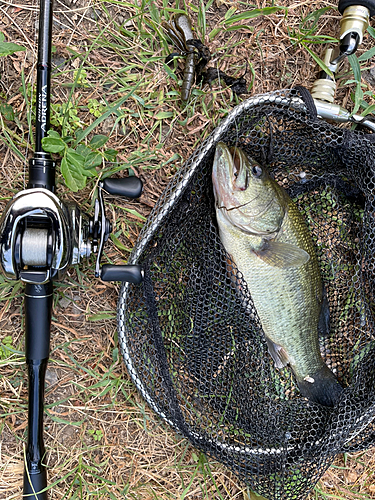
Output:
[
  {"xmin": 213, "ymin": 142, "xmax": 343, "ymax": 406},
  {"xmin": 219, "ymin": 199, "xmax": 323, "ymax": 379}
]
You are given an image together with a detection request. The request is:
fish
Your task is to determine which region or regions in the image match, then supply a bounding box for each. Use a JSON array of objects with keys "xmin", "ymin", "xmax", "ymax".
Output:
[{"xmin": 212, "ymin": 142, "xmax": 343, "ymax": 407}]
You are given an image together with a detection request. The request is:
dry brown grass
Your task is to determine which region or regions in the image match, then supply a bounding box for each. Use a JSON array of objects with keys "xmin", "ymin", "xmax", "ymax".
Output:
[{"xmin": 1, "ymin": 0, "xmax": 375, "ymax": 498}]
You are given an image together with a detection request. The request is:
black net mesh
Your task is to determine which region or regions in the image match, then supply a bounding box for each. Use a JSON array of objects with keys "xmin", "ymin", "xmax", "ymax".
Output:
[{"xmin": 117, "ymin": 88, "xmax": 375, "ymax": 500}]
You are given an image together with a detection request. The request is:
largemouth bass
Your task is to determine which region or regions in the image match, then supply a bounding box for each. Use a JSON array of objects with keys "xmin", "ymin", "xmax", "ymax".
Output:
[{"xmin": 212, "ymin": 142, "xmax": 343, "ymax": 407}]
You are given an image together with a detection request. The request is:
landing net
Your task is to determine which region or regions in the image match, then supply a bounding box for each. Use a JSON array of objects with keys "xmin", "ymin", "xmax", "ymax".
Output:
[{"xmin": 117, "ymin": 88, "xmax": 375, "ymax": 499}]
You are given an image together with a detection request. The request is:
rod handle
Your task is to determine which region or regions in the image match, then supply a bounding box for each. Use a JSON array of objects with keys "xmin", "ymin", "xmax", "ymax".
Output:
[
  {"xmin": 23, "ymin": 469, "xmax": 47, "ymax": 499},
  {"xmin": 102, "ymin": 177, "xmax": 143, "ymax": 199}
]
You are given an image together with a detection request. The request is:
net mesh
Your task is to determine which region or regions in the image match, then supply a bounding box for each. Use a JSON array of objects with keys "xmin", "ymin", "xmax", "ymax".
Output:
[{"xmin": 117, "ymin": 88, "xmax": 375, "ymax": 499}]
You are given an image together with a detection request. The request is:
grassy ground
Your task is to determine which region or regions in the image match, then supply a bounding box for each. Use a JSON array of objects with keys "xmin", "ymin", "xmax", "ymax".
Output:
[{"xmin": 1, "ymin": 0, "xmax": 375, "ymax": 498}]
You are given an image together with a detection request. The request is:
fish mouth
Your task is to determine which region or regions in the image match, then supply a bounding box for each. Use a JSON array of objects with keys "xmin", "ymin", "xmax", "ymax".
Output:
[
  {"xmin": 218, "ymin": 192, "xmax": 270, "ymax": 216},
  {"xmin": 218, "ymin": 197, "xmax": 280, "ymax": 234},
  {"xmin": 213, "ymin": 142, "xmax": 275, "ymax": 219},
  {"xmin": 217, "ymin": 195, "xmax": 274, "ymax": 219},
  {"xmin": 213, "ymin": 142, "xmax": 285, "ymax": 235}
]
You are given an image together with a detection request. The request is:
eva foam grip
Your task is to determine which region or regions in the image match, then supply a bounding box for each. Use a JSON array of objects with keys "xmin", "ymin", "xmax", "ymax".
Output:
[
  {"xmin": 23, "ymin": 469, "xmax": 47, "ymax": 500},
  {"xmin": 338, "ymin": 0, "xmax": 375, "ymax": 17}
]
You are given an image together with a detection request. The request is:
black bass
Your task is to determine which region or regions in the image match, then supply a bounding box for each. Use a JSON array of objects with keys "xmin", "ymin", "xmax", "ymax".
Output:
[{"xmin": 212, "ymin": 142, "xmax": 343, "ymax": 407}]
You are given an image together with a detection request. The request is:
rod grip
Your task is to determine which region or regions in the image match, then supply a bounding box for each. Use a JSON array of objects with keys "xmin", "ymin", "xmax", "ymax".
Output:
[
  {"xmin": 102, "ymin": 177, "xmax": 143, "ymax": 199},
  {"xmin": 23, "ymin": 469, "xmax": 47, "ymax": 499},
  {"xmin": 25, "ymin": 283, "xmax": 52, "ymax": 361}
]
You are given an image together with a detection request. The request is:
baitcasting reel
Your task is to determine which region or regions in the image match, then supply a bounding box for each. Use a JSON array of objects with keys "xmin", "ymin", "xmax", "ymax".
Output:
[{"xmin": 0, "ymin": 157, "xmax": 143, "ymax": 286}]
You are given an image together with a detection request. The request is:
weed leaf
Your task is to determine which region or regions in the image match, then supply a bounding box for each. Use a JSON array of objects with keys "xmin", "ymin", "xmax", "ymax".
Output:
[
  {"xmin": 76, "ymin": 144, "xmax": 91, "ymax": 157},
  {"xmin": 0, "ymin": 103, "xmax": 15, "ymax": 121},
  {"xmin": 226, "ymin": 25, "xmax": 254, "ymax": 32},
  {"xmin": 88, "ymin": 312, "xmax": 116, "ymax": 321},
  {"xmin": 302, "ymin": 43, "xmax": 334, "ymax": 79},
  {"xmin": 163, "ymin": 62, "xmax": 179, "ymax": 82},
  {"xmin": 48, "ymin": 130, "xmax": 62, "ymax": 139},
  {"xmin": 353, "ymin": 85, "xmax": 364, "ymax": 115},
  {"xmin": 72, "ymin": 90, "xmax": 140, "ymax": 148},
  {"xmin": 348, "ymin": 54, "xmax": 363, "ymax": 115},
  {"xmin": 300, "ymin": 7, "xmax": 330, "ymax": 34},
  {"xmin": 209, "ymin": 27, "xmax": 222, "ymax": 40},
  {"xmin": 42, "ymin": 136, "xmax": 66, "ymax": 153},
  {"xmin": 90, "ymin": 134, "xmax": 109, "ymax": 148},
  {"xmin": 198, "ymin": 0, "xmax": 206, "ymax": 38},
  {"xmin": 103, "ymin": 149, "xmax": 118, "ymax": 162},
  {"xmin": 61, "ymin": 153, "xmax": 86, "ymax": 192},
  {"xmin": 85, "ymin": 151, "xmax": 103, "ymax": 168},
  {"xmin": 225, "ymin": 7, "xmax": 284, "ymax": 26},
  {"xmin": 0, "ymin": 33, "xmax": 26, "ymax": 56},
  {"xmin": 358, "ymin": 46, "xmax": 375, "ymax": 62},
  {"xmin": 361, "ymin": 103, "xmax": 375, "ymax": 116},
  {"xmin": 147, "ymin": 1, "xmax": 160, "ymax": 23},
  {"xmin": 224, "ymin": 6, "xmax": 237, "ymax": 20},
  {"xmin": 154, "ymin": 111, "xmax": 174, "ymax": 119},
  {"xmin": 110, "ymin": 233, "xmax": 131, "ymax": 252},
  {"xmin": 348, "ymin": 54, "xmax": 361, "ymax": 83},
  {"xmin": 66, "ymin": 149, "xmax": 85, "ymax": 169}
]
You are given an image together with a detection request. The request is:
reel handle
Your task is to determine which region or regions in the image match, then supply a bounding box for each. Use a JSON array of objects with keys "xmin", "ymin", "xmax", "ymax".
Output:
[
  {"xmin": 93, "ymin": 178, "xmax": 144, "ymax": 283},
  {"xmin": 102, "ymin": 177, "xmax": 143, "ymax": 199}
]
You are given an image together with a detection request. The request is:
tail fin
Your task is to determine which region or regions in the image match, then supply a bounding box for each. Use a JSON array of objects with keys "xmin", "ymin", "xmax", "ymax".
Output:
[{"xmin": 297, "ymin": 365, "xmax": 343, "ymax": 407}]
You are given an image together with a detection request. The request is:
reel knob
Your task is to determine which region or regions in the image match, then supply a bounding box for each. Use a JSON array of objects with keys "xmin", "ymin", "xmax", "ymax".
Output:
[
  {"xmin": 102, "ymin": 177, "xmax": 143, "ymax": 199},
  {"xmin": 100, "ymin": 264, "xmax": 143, "ymax": 283}
]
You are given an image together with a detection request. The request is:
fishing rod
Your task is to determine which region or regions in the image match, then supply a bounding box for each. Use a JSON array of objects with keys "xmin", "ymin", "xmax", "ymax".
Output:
[{"xmin": 0, "ymin": 0, "xmax": 143, "ymax": 498}]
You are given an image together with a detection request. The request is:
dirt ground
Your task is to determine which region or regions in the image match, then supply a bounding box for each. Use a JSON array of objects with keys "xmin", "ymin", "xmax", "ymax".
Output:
[{"xmin": 1, "ymin": 0, "xmax": 375, "ymax": 499}]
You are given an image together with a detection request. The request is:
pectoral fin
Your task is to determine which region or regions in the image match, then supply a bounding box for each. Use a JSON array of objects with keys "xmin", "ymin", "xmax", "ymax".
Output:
[
  {"xmin": 254, "ymin": 241, "xmax": 310, "ymax": 268},
  {"xmin": 265, "ymin": 337, "xmax": 290, "ymax": 369}
]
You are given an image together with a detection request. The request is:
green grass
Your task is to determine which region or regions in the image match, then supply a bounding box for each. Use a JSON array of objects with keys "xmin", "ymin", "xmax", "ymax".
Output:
[{"xmin": 1, "ymin": 0, "xmax": 375, "ymax": 499}]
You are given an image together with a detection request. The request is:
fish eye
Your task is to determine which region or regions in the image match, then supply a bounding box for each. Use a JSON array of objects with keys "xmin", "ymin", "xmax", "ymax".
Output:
[{"xmin": 251, "ymin": 164, "xmax": 262, "ymax": 178}]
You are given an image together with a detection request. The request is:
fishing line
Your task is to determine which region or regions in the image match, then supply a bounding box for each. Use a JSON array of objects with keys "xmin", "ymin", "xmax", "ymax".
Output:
[
  {"xmin": 23, "ymin": 0, "xmax": 39, "ymax": 189},
  {"xmin": 218, "ymin": 195, "xmax": 270, "ymax": 213}
]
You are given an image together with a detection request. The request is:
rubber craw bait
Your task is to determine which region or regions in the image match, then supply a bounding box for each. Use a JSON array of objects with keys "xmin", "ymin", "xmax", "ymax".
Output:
[
  {"xmin": 162, "ymin": 13, "xmax": 211, "ymax": 102},
  {"xmin": 162, "ymin": 13, "xmax": 247, "ymax": 103}
]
